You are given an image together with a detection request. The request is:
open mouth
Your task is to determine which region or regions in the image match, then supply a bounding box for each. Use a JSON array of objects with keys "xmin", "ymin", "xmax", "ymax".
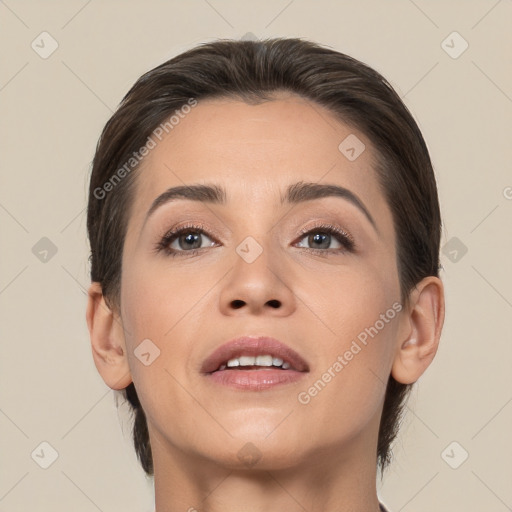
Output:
[
  {"xmin": 202, "ymin": 336, "xmax": 309, "ymax": 375},
  {"xmin": 202, "ymin": 336, "xmax": 309, "ymax": 390}
]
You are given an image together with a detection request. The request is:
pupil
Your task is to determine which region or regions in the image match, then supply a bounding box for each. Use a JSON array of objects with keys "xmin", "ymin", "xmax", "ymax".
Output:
[
  {"xmin": 310, "ymin": 233, "xmax": 329, "ymax": 249},
  {"xmin": 181, "ymin": 232, "xmax": 201, "ymax": 249}
]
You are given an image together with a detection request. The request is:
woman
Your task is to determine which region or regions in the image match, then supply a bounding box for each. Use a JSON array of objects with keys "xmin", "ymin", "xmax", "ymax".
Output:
[{"xmin": 85, "ymin": 37, "xmax": 445, "ymax": 512}]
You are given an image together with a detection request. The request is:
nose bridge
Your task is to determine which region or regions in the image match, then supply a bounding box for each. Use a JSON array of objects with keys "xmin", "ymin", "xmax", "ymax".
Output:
[
  {"xmin": 233, "ymin": 229, "xmax": 278, "ymax": 288},
  {"xmin": 239, "ymin": 231, "xmax": 275, "ymax": 270},
  {"xmin": 230, "ymin": 202, "xmax": 278, "ymax": 265},
  {"xmin": 218, "ymin": 224, "xmax": 295, "ymax": 315}
]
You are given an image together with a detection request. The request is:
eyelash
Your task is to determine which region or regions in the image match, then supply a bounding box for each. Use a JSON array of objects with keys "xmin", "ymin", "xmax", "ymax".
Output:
[
  {"xmin": 153, "ymin": 221, "xmax": 356, "ymax": 258},
  {"xmin": 296, "ymin": 222, "xmax": 356, "ymax": 255}
]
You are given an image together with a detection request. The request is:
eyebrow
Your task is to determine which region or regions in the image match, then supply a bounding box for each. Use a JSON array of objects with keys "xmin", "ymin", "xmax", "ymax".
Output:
[{"xmin": 143, "ymin": 181, "xmax": 378, "ymax": 233}]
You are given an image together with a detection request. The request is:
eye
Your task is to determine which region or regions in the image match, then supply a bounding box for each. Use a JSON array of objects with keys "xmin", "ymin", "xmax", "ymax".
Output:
[
  {"xmin": 295, "ymin": 223, "xmax": 355, "ymax": 253},
  {"xmin": 153, "ymin": 221, "xmax": 355, "ymax": 258},
  {"xmin": 154, "ymin": 223, "xmax": 218, "ymax": 257}
]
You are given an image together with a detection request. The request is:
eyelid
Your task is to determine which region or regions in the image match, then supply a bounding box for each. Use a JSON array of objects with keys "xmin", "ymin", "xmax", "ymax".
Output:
[
  {"xmin": 296, "ymin": 221, "xmax": 355, "ymax": 245},
  {"xmin": 152, "ymin": 221, "xmax": 219, "ymax": 257},
  {"xmin": 294, "ymin": 222, "xmax": 356, "ymax": 254},
  {"xmin": 159, "ymin": 221, "xmax": 214, "ymax": 241},
  {"xmin": 154, "ymin": 219, "xmax": 357, "ymax": 256}
]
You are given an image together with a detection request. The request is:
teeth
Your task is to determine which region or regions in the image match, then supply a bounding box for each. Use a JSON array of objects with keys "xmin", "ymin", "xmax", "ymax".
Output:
[
  {"xmin": 255, "ymin": 355, "xmax": 273, "ymax": 366},
  {"xmin": 222, "ymin": 354, "xmax": 290, "ymax": 370},
  {"xmin": 239, "ymin": 356, "xmax": 256, "ymax": 366}
]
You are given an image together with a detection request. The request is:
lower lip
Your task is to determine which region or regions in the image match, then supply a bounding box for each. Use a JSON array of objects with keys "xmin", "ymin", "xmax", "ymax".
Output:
[{"xmin": 206, "ymin": 368, "xmax": 307, "ymax": 390}]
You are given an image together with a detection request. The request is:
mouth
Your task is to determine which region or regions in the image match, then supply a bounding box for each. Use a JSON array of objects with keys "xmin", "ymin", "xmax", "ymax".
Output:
[{"xmin": 201, "ymin": 335, "xmax": 309, "ymax": 390}]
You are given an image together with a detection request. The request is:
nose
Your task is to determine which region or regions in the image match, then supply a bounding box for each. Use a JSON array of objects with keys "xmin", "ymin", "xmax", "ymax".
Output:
[{"xmin": 218, "ymin": 239, "xmax": 296, "ymax": 317}]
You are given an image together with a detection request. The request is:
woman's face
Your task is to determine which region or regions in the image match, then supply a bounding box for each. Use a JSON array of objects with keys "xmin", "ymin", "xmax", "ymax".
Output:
[{"xmin": 118, "ymin": 93, "xmax": 406, "ymax": 470}]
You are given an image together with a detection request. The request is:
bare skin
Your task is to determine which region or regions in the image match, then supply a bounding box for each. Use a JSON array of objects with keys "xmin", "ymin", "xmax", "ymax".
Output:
[{"xmin": 86, "ymin": 92, "xmax": 444, "ymax": 512}]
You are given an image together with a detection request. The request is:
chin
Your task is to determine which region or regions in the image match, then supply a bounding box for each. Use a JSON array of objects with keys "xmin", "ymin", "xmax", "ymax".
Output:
[{"xmin": 210, "ymin": 442, "xmax": 308, "ymax": 472}]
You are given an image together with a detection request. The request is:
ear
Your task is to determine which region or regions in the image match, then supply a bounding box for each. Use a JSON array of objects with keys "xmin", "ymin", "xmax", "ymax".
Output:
[
  {"xmin": 85, "ymin": 282, "xmax": 132, "ymax": 390},
  {"xmin": 391, "ymin": 276, "xmax": 445, "ymax": 384}
]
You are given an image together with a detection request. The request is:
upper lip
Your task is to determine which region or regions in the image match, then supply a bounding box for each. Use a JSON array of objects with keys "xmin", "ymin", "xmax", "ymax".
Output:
[{"xmin": 201, "ymin": 336, "xmax": 310, "ymax": 374}]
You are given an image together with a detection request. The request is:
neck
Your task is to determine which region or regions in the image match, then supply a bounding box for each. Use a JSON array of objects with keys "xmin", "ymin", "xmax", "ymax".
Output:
[{"xmin": 150, "ymin": 426, "xmax": 382, "ymax": 512}]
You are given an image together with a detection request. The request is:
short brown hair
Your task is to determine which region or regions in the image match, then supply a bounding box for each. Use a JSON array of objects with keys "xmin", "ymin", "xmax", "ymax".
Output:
[{"xmin": 87, "ymin": 37, "xmax": 442, "ymax": 477}]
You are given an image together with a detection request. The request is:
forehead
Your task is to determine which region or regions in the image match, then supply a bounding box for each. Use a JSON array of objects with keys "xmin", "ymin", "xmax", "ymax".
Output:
[{"xmin": 126, "ymin": 94, "xmax": 390, "ymax": 236}]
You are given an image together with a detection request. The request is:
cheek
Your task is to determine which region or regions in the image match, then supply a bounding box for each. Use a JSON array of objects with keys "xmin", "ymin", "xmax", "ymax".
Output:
[
  {"xmin": 295, "ymin": 263, "xmax": 400, "ymax": 415},
  {"xmin": 119, "ymin": 254, "xmax": 217, "ymax": 389},
  {"xmin": 119, "ymin": 256, "xmax": 176, "ymax": 373},
  {"xmin": 305, "ymin": 256, "xmax": 399, "ymax": 346},
  {"xmin": 120, "ymin": 251, "xmax": 208, "ymax": 337}
]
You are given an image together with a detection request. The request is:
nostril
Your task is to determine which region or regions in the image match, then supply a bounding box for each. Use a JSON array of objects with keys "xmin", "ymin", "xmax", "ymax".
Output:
[
  {"xmin": 267, "ymin": 300, "xmax": 280, "ymax": 308},
  {"xmin": 231, "ymin": 300, "xmax": 245, "ymax": 309}
]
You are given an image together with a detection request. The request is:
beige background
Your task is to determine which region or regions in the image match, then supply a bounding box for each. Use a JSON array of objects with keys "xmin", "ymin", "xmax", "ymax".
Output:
[{"xmin": 1, "ymin": 1, "xmax": 511, "ymax": 511}]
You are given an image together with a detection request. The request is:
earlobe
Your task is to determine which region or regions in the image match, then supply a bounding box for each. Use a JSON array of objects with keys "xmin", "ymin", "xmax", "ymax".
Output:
[
  {"xmin": 391, "ymin": 276, "xmax": 445, "ymax": 385},
  {"xmin": 85, "ymin": 282, "xmax": 133, "ymax": 390}
]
